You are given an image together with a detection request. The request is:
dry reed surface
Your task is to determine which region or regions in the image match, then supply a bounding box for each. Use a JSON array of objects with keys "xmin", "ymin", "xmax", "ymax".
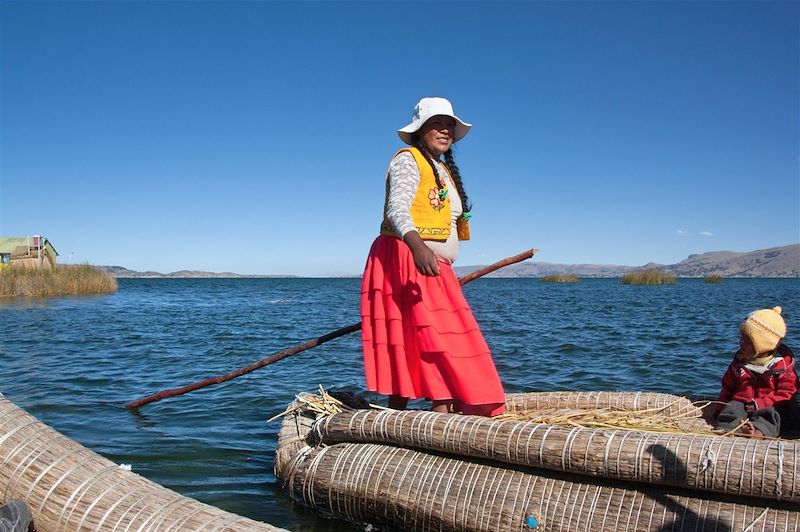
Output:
[
  {"xmin": 275, "ymin": 390, "xmax": 800, "ymax": 531},
  {"xmin": 0, "ymin": 264, "xmax": 117, "ymax": 297},
  {"xmin": 539, "ymin": 274, "xmax": 580, "ymax": 283},
  {"xmin": 0, "ymin": 393, "xmax": 285, "ymax": 532},
  {"xmin": 621, "ymin": 269, "xmax": 677, "ymax": 285}
]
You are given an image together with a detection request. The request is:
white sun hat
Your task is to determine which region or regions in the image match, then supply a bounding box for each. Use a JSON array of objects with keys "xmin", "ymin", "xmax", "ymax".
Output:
[{"xmin": 397, "ymin": 97, "xmax": 472, "ymax": 145}]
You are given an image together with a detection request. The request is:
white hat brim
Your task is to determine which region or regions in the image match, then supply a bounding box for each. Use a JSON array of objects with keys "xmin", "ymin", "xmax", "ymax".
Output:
[{"xmin": 397, "ymin": 116, "xmax": 472, "ymax": 145}]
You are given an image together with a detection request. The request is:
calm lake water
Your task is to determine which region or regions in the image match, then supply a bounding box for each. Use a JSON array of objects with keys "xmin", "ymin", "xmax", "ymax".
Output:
[{"xmin": 1, "ymin": 277, "xmax": 798, "ymax": 530}]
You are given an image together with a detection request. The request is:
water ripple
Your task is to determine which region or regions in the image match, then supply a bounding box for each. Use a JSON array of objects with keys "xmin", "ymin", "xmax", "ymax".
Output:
[{"xmin": 0, "ymin": 277, "xmax": 797, "ymax": 530}]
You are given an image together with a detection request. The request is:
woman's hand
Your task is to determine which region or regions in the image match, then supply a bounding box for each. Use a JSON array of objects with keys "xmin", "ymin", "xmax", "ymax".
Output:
[{"xmin": 404, "ymin": 231, "xmax": 440, "ymax": 276}]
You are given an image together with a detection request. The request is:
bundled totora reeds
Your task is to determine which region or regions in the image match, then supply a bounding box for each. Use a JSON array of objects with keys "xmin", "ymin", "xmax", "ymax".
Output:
[
  {"xmin": 275, "ymin": 389, "xmax": 800, "ymax": 531},
  {"xmin": 0, "ymin": 393, "xmax": 285, "ymax": 532}
]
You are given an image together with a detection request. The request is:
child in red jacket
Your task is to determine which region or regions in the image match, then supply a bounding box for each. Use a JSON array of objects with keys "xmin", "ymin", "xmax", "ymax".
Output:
[{"xmin": 714, "ymin": 306, "xmax": 798, "ymax": 438}]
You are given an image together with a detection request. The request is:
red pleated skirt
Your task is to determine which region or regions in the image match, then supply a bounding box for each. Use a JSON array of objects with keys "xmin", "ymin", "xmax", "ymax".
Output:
[{"xmin": 360, "ymin": 235, "xmax": 505, "ymax": 416}]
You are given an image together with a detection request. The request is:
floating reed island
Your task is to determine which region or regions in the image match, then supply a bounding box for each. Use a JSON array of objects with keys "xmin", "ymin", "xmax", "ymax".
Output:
[
  {"xmin": 539, "ymin": 274, "xmax": 581, "ymax": 283},
  {"xmin": 275, "ymin": 389, "xmax": 799, "ymax": 531},
  {"xmin": 0, "ymin": 393, "xmax": 286, "ymax": 531},
  {"xmin": 0, "ymin": 264, "xmax": 117, "ymax": 297},
  {"xmin": 621, "ymin": 269, "xmax": 677, "ymax": 285}
]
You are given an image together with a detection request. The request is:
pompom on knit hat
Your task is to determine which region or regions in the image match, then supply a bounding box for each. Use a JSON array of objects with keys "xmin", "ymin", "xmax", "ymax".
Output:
[{"xmin": 740, "ymin": 306, "xmax": 786, "ymax": 355}]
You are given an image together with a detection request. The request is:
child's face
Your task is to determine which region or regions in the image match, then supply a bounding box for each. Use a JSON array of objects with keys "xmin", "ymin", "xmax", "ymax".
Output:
[{"xmin": 737, "ymin": 333, "xmax": 757, "ymax": 360}]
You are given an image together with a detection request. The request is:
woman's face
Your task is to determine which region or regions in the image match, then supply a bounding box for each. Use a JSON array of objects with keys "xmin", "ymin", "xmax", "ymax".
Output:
[{"xmin": 418, "ymin": 115, "xmax": 455, "ymax": 157}]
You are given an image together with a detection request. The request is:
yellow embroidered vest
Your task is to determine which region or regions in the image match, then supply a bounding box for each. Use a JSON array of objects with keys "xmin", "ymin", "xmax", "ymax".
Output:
[{"xmin": 380, "ymin": 147, "xmax": 470, "ymax": 241}]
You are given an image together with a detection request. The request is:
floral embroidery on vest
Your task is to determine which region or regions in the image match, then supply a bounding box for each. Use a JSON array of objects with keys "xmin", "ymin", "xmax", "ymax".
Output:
[{"xmin": 428, "ymin": 185, "xmax": 448, "ymax": 211}]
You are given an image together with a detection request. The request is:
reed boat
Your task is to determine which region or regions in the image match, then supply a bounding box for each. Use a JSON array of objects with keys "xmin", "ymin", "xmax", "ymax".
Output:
[
  {"xmin": 0, "ymin": 393, "xmax": 285, "ymax": 532},
  {"xmin": 275, "ymin": 390, "xmax": 800, "ymax": 531}
]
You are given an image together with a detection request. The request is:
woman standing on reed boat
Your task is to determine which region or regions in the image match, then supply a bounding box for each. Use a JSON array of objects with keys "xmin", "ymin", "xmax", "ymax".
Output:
[{"xmin": 360, "ymin": 97, "xmax": 505, "ymax": 417}]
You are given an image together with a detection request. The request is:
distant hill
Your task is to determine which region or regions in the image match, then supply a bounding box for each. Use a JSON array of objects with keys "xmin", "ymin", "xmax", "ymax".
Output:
[
  {"xmin": 102, "ymin": 244, "xmax": 799, "ymax": 279},
  {"xmin": 99, "ymin": 266, "xmax": 296, "ymax": 278},
  {"xmin": 663, "ymin": 244, "xmax": 799, "ymax": 277},
  {"xmin": 455, "ymin": 244, "xmax": 799, "ymax": 278}
]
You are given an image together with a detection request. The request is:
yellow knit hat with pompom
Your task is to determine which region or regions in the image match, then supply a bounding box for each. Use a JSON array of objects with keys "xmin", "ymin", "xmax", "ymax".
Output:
[{"xmin": 740, "ymin": 306, "xmax": 786, "ymax": 355}]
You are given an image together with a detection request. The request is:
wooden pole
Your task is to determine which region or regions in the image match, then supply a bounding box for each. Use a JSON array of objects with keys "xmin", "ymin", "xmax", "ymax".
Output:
[{"xmin": 126, "ymin": 248, "xmax": 537, "ymax": 409}]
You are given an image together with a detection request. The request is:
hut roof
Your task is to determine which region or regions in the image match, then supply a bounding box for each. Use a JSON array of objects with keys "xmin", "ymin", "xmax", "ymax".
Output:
[{"xmin": 0, "ymin": 236, "xmax": 59, "ymax": 256}]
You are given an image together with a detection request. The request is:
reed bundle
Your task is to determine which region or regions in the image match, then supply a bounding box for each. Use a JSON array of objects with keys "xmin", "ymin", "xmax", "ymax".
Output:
[
  {"xmin": 273, "ymin": 390, "xmax": 704, "ymax": 426},
  {"xmin": 0, "ymin": 394, "xmax": 284, "ymax": 532},
  {"xmin": 315, "ymin": 408, "xmax": 798, "ymax": 503},
  {"xmin": 281, "ymin": 442, "xmax": 796, "ymax": 531},
  {"xmin": 505, "ymin": 391, "xmax": 703, "ymax": 417},
  {"xmin": 275, "ymin": 393, "xmax": 800, "ymax": 531}
]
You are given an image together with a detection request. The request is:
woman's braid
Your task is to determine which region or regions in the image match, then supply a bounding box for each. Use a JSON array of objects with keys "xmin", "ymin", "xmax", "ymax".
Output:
[
  {"xmin": 413, "ymin": 141, "xmax": 444, "ymax": 190},
  {"xmin": 444, "ymin": 148, "xmax": 470, "ymax": 213}
]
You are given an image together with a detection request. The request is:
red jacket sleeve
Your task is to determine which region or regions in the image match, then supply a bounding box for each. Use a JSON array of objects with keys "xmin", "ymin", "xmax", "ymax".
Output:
[
  {"xmin": 756, "ymin": 357, "xmax": 799, "ymax": 409},
  {"xmin": 717, "ymin": 364, "xmax": 737, "ymax": 410},
  {"xmin": 730, "ymin": 368, "xmax": 757, "ymax": 405}
]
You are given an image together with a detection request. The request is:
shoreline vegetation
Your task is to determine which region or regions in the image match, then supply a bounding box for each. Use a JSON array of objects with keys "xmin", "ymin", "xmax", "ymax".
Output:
[
  {"xmin": 0, "ymin": 264, "xmax": 117, "ymax": 297},
  {"xmin": 621, "ymin": 269, "xmax": 677, "ymax": 285},
  {"xmin": 540, "ymin": 274, "xmax": 581, "ymax": 283}
]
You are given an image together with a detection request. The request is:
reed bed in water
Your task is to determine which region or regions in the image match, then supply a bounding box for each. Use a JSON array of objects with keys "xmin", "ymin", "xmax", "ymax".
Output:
[
  {"xmin": 705, "ymin": 274, "xmax": 723, "ymax": 283},
  {"xmin": 0, "ymin": 264, "xmax": 117, "ymax": 297},
  {"xmin": 621, "ymin": 269, "xmax": 677, "ymax": 285},
  {"xmin": 539, "ymin": 274, "xmax": 581, "ymax": 283}
]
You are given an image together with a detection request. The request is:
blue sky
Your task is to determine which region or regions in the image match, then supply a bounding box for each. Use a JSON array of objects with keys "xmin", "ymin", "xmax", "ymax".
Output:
[{"xmin": 2, "ymin": 1, "xmax": 797, "ymax": 276}]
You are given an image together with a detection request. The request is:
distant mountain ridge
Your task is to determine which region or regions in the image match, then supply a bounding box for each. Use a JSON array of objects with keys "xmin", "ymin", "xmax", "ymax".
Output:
[
  {"xmin": 100, "ymin": 265, "xmax": 296, "ymax": 278},
  {"xmin": 455, "ymin": 244, "xmax": 800, "ymax": 278},
  {"xmin": 102, "ymin": 244, "xmax": 799, "ymax": 278}
]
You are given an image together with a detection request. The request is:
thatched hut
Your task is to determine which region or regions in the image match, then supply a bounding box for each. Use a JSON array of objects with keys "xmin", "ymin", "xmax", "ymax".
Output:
[{"xmin": 0, "ymin": 236, "xmax": 58, "ymax": 270}]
